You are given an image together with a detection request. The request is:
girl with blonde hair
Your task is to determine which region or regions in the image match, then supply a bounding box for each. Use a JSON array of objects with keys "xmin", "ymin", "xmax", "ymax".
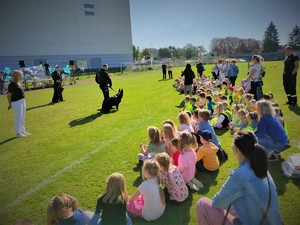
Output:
[
  {"xmin": 7, "ymin": 70, "xmax": 31, "ymax": 138},
  {"xmin": 178, "ymin": 111, "xmax": 194, "ymax": 133},
  {"xmin": 91, "ymin": 173, "xmax": 132, "ymax": 225},
  {"xmin": 161, "ymin": 123, "xmax": 176, "ymax": 155},
  {"xmin": 138, "ymin": 126, "xmax": 166, "ymax": 161},
  {"xmin": 127, "ymin": 160, "xmax": 166, "ymax": 221},
  {"xmin": 47, "ymin": 194, "xmax": 88, "ymax": 225},
  {"xmin": 254, "ymin": 100, "xmax": 288, "ymax": 160}
]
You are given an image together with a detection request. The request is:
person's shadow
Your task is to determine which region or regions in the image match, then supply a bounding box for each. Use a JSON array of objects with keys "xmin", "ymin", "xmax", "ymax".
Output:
[
  {"xmin": 26, "ymin": 102, "xmax": 53, "ymax": 111},
  {"xmin": 69, "ymin": 112, "xmax": 102, "ymax": 127},
  {"xmin": 288, "ymin": 105, "xmax": 300, "ymax": 115}
]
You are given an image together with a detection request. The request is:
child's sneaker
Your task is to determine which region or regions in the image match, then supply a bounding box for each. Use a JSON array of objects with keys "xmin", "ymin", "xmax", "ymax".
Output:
[
  {"xmin": 187, "ymin": 181, "xmax": 199, "ymax": 191},
  {"xmin": 268, "ymin": 152, "xmax": 279, "ymax": 161},
  {"xmin": 192, "ymin": 178, "xmax": 204, "ymax": 189}
]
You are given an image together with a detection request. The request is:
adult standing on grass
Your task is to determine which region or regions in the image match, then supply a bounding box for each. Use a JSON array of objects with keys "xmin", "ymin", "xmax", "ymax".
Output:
[
  {"xmin": 7, "ymin": 70, "xmax": 31, "ymax": 138},
  {"xmin": 162, "ymin": 63, "xmax": 167, "ymax": 80},
  {"xmin": 181, "ymin": 63, "xmax": 195, "ymax": 96},
  {"xmin": 196, "ymin": 60, "xmax": 205, "ymax": 78},
  {"xmin": 95, "ymin": 64, "xmax": 112, "ymax": 112},
  {"xmin": 283, "ymin": 45, "xmax": 299, "ymax": 105},
  {"xmin": 51, "ymin": 65, "xmax": 64, "ymax": 103},
  {"xmin": 196, "ymin": 130, "xmax": 282, "ymax": 225},
  {"xmin": 245, "ymin": 55, "xmax": 264, "ymax": 100},
  {"xmin": 228, "ymin": 59, "xmax": 239, "ymax": 86}
]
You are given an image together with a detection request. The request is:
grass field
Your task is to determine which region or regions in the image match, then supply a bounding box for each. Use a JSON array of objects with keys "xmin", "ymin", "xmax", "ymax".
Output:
[{"xmin": 0, "ymin": 61, "xmax": 300, "ymax": 225}]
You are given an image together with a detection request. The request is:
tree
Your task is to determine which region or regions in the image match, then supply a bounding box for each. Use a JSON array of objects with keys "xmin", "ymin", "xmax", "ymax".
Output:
[
  {"xmin": 141, "ymin": 48, "xmax": 151, "ymax": 60},
  {"xmin": 287, "ymin": 25, "xmax": 300, "ymax": 50},
  {"xmin": 184, "ymin": 43, "xmax": 198, "ymax": 59},
  {"xmin": 158, "ymin": 48, "xmax": 171, "ymax": 58},
  {"xmin": 132, "ymin": 45, "xmax": 140, "ymax": 61},
  {"xmin": 262, "ymin": 21, "xmax": 280, "ymax": 53}
]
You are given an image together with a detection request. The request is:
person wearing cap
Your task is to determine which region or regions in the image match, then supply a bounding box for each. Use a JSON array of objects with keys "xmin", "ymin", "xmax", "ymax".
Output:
[
  {"xmin": 51, "ymin": 65, "xmax": 64, "ymax": 103},
  {"xmin": 95, "ymin": 64, "xmax": 112, "ymax": 112},
  {"xmin": 228, "ymin": 59, "xmax": 239, "ymax": 86},
  {"xmin": 196, "ymin": 130, "xmax": 219, "ymax": 172},
  {"xmin": 283, "ymin": 46, "xmax": 299, "ymax": 105}
]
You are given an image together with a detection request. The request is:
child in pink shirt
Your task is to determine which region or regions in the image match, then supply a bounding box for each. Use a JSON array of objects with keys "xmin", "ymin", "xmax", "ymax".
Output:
[{"xmin": 177, "ymin": 131, "xmax": 203, "ymax": 191}]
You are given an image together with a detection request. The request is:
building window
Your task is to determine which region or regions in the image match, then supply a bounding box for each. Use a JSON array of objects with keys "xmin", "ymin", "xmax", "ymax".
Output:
[
  {"xmin": 85, "ymin": 11, "xmax": 95, "ymax": 16},
  {"xmin": 84, "ymin": 4, "xmax": 94, "ymax": 9}
]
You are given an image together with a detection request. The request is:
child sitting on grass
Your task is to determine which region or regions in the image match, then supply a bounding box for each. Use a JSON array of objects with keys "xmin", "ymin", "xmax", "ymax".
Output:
[
  {"xmin": 91, "ymin": 173, "xmax": 132, "ymax": 225},
  {"xmin": 161, "ymin": 123, "xmax": 176, "ymax": 155},
  {"xmin": 197, "ymin": 109, "xmax": 221, "ymax": 149},
  {"xmin": 170, "ymin": 137, "xmax": 180, "ymax": 166},
  {"xmin": 47, "ymin": 194, "xmax": 89, "ymax": 225},
  {"xmin": 178, "ymin": 111, "xmax": 194, "ymax": 133},
  {"xmin": 138, "ymin": 126, "xmax": 166, "ymax": 161},
  {"xmin": 213, "ymin": 103, "xmax": 230, "ymax": 129},
  {"xmin": 177, "ymin": 131, "xmax": 204, "ymax": 191},
  {"xmin": 182, "ymin": 96, "xmax": 192, "ymax": 111},
  {"xmin": 156, "ymin": 152, "xmax": 189, "ymax": 203},
  {"xmin": 205, "ymin": 95, "xmax": 216, "ymax": 115},
  {"xmin": 196, "ymin": 130, "xmax": 220, "ymax": 172},
  {"xmin": 245, "ymin": 111, "xmax": 259, "ymax": 130},
  {"xmin": 127, "ymin": 160, "xmax": 166, "ymax": 221}
]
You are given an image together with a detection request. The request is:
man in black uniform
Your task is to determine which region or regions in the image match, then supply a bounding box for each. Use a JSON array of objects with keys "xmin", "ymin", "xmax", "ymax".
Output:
[
  {"xmin": 283, "ymin": 46, "xmax": 299, "ymax": 105},
  {"xmin": 51, "ymin": 66, "xmax": 64, "ymax": 103},
  {"xmin": 162, "ymin": 63, "xmax": 167, "ymax": 80},
  {"xmin": 96, "ymin": 64, "xmax": 112, "ymax": 112}
]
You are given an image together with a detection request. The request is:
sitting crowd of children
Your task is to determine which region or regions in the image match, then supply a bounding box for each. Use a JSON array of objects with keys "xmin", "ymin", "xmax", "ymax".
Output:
[{"xmin": 20, "ymin": 64, "xmax": 289, "ymax": 225}]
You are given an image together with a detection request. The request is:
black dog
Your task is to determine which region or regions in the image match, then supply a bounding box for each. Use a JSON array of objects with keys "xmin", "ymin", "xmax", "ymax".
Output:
[{"xmin": 101, "ymin": 89, "xmax": 123, "ymax": 113}]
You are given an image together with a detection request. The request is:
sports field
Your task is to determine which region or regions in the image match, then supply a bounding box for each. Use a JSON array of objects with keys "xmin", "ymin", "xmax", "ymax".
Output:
[{"xmin": 0, "ymin": 61, "xmax": 300, "ymax": 225}]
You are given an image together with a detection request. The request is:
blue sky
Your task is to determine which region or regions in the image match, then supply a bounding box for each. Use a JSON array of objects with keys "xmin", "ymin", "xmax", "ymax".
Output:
[{"xmin": 129, "ymin": 0, "xmax": 300, "ymax": 51}]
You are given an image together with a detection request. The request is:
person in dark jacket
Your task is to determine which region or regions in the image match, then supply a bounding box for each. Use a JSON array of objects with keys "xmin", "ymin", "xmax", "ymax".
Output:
[
  {"xmin": 96, "ymin": 64, "xmax": 112, "ymax": 112},
  {"xmin": 162, "ymin": 63, "xmax": 167, "ymax": 80},
  {"xmin": 196, "ymin": 60, "xmax": 204, "ymax": 78},
  {"xmin": 181, "ymin": 63, "xmax": 195, "ymax": 96},
  {"xmin": 51, "ymin": 66, "xmax": 64, "ymax": 103}
]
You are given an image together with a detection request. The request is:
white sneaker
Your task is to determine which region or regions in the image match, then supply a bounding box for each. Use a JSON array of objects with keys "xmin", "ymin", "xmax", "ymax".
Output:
[
  {"xmin": 16, "ymin": 133, "xmax": 26, "ymax": 138},
  {"xmin": 192, "ymin": 178, "xmax": 204, "ymax": 189},
  {"xmin": 187, "ymin": 181, "xmax": 199, "ymax": 191},
  {"xmin": 22, "ymin": 130, "xmax": 32, "ymax": 136}
]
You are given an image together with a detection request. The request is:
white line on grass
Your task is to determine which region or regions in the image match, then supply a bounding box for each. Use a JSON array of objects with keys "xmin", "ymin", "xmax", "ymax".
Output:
[{"xmin": 0, "ymin": 117, "xmax": 150, "ymax": 214}]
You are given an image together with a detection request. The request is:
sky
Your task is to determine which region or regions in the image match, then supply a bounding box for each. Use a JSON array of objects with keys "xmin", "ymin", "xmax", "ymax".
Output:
[{"xmin": 129, "ymin": 0, "xmax": 300, "ymax": 51}]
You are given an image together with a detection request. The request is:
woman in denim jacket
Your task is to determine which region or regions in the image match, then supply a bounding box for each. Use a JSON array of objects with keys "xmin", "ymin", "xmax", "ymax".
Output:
[{"xmin": 196, "ymin": 130, "xmax": 282, "ymax": 225}]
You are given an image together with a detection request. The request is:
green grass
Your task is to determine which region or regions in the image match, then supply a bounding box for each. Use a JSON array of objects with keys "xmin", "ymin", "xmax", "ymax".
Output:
[{"xmin": 0, "ymin": 61, "xmax": 300, "ymax": 225}]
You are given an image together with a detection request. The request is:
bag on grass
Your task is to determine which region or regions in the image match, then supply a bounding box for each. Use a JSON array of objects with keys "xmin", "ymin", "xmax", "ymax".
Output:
[{"xmin": 217, "ymin": 148, "xmax": 228, "ymax": 162}]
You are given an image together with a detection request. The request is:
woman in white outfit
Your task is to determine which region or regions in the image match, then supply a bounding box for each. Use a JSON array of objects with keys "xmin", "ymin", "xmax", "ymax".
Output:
[{"xmin": 7, "ymin": 70, "xmax": 31, "ymax": 138}]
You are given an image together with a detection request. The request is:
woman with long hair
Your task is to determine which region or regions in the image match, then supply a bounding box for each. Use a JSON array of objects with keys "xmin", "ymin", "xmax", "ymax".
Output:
[{"xmin": 196, "ymin": 130, "xmax": 282, "ymax": 225}]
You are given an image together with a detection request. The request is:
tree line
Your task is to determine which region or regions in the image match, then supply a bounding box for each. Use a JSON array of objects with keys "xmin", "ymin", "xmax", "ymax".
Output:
[{"xmin": 133, "ymin": 22, "xmax": 299, "ymax": 61}]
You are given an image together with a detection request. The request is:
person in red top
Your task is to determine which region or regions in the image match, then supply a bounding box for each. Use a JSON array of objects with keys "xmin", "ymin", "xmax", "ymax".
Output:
[{"xmin": 170, "ymin": 137, "xmax": 180, "ymax": 166}]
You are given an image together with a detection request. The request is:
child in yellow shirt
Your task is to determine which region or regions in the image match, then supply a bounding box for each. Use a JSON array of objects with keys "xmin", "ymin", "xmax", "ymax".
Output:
[{"xmin": 196, "ymin": 130, "xmax": 220, "ymax": 172}]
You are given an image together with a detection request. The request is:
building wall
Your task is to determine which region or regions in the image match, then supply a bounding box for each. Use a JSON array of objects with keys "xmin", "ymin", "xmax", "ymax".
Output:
[{"xmin": 0, "ymin": 0, "xmax": 133, "ymax": 69}]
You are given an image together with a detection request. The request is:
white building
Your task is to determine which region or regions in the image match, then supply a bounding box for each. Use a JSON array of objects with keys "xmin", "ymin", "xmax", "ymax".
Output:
[{"xmin": 0, "ymin": 0, "xmax": 133, "ymax": 69}]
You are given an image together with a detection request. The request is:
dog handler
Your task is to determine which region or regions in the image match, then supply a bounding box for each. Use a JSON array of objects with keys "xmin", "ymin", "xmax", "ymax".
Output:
[
  {"xmin": 96, "ymin": 64, "xmax": 112, "ymax": 112},
  {"xmin": 283, "ymin": 46, "xmax": 299, "ymax": 105}
]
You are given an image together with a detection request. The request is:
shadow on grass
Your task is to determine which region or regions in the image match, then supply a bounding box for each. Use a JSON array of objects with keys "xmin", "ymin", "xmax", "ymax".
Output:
[
  {"xmin": 196, "ymin": 169, "xmax": 219, "ymax": 195},
  {"xmin": 288, "ymin": 105, "xmax": 300, "ymax": 115},
  {"xmin": 26, "ymin": 102, "xmax": 53, "ymax": 111},
  {"xmin": 175, "ymin": 100, "xmax": 185, "ymax": 108},
  {"xmin": 268, "ymin": 158, "xmax": 289, "ymax": 196},
  {"xmin": 69, "ymin": 112, "xmax": 102, "ymax": 127},
  {"xmin": 215, "ymin": 129, "xmax": 228, "ymax": 136},
  {"xmin": 0, "ymin": 137, "xmax": 17, "ymax": 146}
]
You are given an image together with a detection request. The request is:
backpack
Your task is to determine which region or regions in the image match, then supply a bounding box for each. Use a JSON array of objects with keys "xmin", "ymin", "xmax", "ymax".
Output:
[{"xmin": 217, "ymin": 148, "xmax": 228, "ymax": 162}]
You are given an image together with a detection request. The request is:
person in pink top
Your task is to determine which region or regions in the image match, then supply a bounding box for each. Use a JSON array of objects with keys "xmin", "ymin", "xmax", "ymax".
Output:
[{"xmin": 177, "ymin": 131, "xmax": 203, "ymax": 191}]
